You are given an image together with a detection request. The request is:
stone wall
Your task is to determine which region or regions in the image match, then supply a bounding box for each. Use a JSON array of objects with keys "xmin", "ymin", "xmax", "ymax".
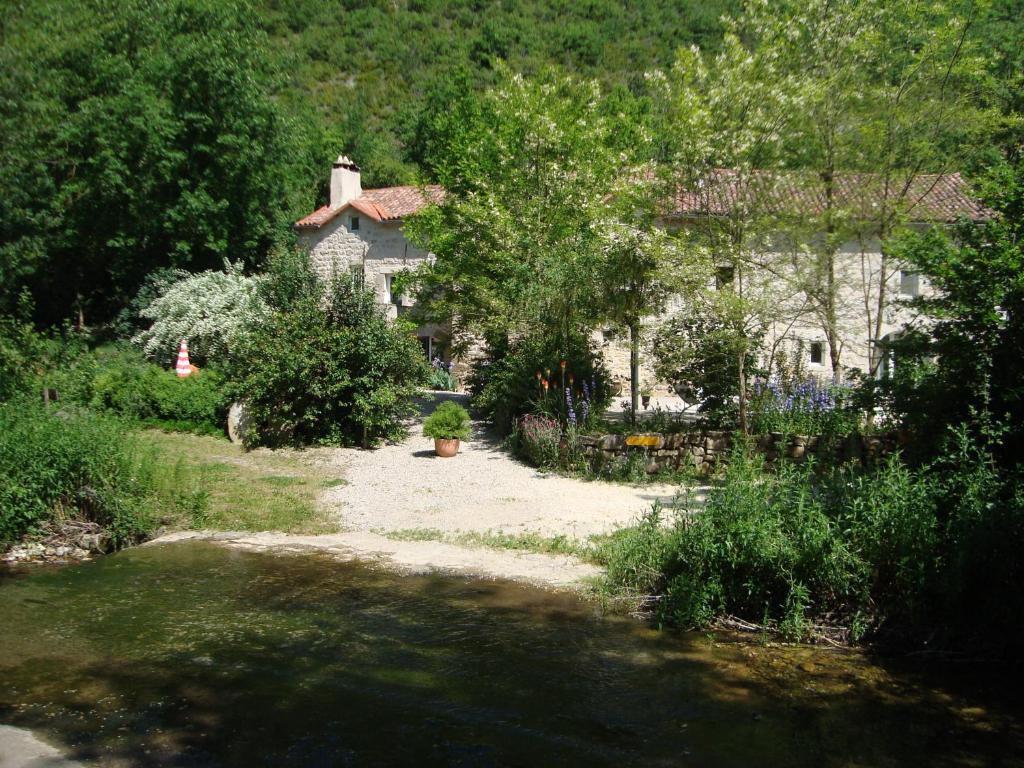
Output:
[
  {"xmin": 298, "ymin": 214, "xmax": 430, "ymax": 321},
  {"xmin": 578, "ymin": 430, "xmax": 900, "ymax": 475}
]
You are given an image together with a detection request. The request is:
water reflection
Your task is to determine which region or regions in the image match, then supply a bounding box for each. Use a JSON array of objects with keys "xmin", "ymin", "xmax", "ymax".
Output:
[{"xmin": 1, "ymin": 542, "xmax": 1022, "ymax": 767}]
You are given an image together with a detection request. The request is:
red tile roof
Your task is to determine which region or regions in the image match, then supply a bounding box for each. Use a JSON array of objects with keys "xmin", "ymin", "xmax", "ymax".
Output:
[
  {"xmin": 665, "ymin": 169, "xmax": 990, "ymax": 223},
  {"xmin": 295, "ymin": 185, "xmax": 445, "ymax": 229},
  {"xmin": 296, "ymin": 172, "xmax": 986, "ymax": 230}
]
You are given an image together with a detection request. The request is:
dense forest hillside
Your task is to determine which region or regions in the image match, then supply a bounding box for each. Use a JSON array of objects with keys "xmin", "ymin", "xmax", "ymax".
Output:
[
  {"xmin": 1, "ymin": 0, "xmax": 1020, "ymax": 325},
  {"xmin": 257, "ymin": 0, "xmax": 737, "ymax": 186}
]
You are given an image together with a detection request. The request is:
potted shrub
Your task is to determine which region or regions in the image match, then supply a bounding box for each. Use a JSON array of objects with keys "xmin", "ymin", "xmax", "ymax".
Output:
[
  {"xmin": 640, "ymin": 383, "xmax": 653, "ymax": 410},
  {"xmin": 423, "ymin": 401, "xmax": 471, "ymax": 457}
]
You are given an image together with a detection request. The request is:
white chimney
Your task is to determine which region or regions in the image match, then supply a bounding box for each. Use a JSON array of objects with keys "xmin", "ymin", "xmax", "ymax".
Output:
[{"xmin": 329, "ymin": 155, "xmax": 362, "ymax": 209}]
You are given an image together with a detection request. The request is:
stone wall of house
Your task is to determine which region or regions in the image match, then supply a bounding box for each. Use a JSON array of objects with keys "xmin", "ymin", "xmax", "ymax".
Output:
[
  {"xmin": 298, "ymin": 214, "xmax": 430, "ymax": 321},
  {"xmin": 578, "ymin": 430, "xmax": 900, "ymax": 475}
]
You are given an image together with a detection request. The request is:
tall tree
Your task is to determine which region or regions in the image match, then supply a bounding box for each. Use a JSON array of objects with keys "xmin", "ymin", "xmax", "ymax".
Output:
[
  {"xmin": 404, "ymin": 66, "xmax": 617, "ymax": 352},
  {"xmin": 655, "ymin": 23, "xmax": 801, "ymax": 432},
  {"xmin": 0, "ymin": 0, "xmax": 314, "ymax": 325},
  {"xmin": 751, "ymin": 0, "xmax": 997, "ymax": 378},
  {"xmin": 597, "ymin": 216, "xmax": 706, "ymax": 424}
]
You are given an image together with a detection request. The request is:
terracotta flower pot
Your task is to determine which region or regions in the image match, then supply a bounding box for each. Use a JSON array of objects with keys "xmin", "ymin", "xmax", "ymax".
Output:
[{"xmin": 434, "ymin": 438, "xmax": 460, "ymax": 457}]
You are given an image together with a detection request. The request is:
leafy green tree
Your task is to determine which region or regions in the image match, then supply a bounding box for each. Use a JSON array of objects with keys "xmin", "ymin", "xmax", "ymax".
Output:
[
  {"xmin": 228, "ymin": 253, "xmax": 428, "ymax": 448},
  {"xmin": 405, "ymin": 66, "xmax": 618, "ymax": 352},
  {"xmin": 654, "ymin": 24, "xmax": 799, "ymax": 432},
  {"xmin": 597, "ymin": 218, "xmax": 708, "ymax": 423},
  {"xmin": 0, "ymin": 0, "xmax": 311, "ymax": 325},
  {"xmin": 885, "ymin": 159, "xmax": 1024, "ymax": 464},
  {"xmin": 754, "ymin": 0, "xmax": 998, "ymax": 379}
]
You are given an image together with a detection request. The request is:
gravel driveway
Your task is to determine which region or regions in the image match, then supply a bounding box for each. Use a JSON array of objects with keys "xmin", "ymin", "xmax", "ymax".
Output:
[{"xmin": 320, "ymin": 393, "xmax": 683, "ymax": 541}]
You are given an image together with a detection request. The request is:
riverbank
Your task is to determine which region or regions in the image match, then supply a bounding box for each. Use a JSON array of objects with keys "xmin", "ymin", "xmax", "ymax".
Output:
[
  {"xmin": 4, "ymin": 397, "xmax": 696, "ymax": 590},
  {"xmin": 139, "ymin": 396, "xmax": 693, "ymax": 590}
]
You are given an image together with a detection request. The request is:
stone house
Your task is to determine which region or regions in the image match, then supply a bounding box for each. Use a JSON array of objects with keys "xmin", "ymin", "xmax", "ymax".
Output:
[
  {"xmin": 294, "ymin": 156, "xmax": 448, "ymax": 359},
  {"xmin": 656, "ymin": 170, "xmax": 988, "ymax": 381},
  {"xmin": 295, "ymin": 157, "xmax": 986, "ymax": 386}
]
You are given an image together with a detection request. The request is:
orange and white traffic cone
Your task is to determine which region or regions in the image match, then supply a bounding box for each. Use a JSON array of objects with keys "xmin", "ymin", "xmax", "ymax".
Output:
[{"xmin": 175, "ymin": 339, "xmax": 192, "ymax": 378}]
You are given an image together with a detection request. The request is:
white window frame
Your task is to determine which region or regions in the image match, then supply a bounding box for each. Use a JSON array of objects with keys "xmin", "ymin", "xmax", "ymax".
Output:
[{"xmin": 899, "ymin": 270, "xmax": 920, "ymax": 298}]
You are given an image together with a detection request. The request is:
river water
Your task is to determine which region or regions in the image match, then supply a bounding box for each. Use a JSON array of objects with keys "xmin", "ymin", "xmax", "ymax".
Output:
[{"xmin": 1, "ymin": 542, "xmax": 1022, "ymax": 767}]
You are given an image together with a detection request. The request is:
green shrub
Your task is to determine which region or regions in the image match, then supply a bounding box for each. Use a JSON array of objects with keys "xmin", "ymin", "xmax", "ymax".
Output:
[
  {"xmin": 422, "ymin": 401, "xmax": 471, "ymax": 440},
  {"xmin": 600, "ymin": 437, "xmax": 1024, "ymax": 651},
  {"xmin": 228, "ymin": 259, "xmax": 429, "ymax": 448},
  {"xmin": 0, "ymin": 310, "xmax": 43, "ymax": 402},
  {"xmin": 427, "ymin": 358, "xmax": 457, "ymax": 391},
  {"xmin": 470, "ymin": 328, "xmax": 610, "ymax": 433},
  {"xmin": 87, "ymin": 348, "xmax": 230, "ymax": 435},
  {"xmin": 0, "ymin": 402, "xmax": 164, "ymax": 545}
]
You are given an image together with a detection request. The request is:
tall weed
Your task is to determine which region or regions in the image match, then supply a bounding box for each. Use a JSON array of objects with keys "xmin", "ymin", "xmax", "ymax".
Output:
[{"xmin": 0, "ymin": 402, "xmax": 188, "ymax": 546}]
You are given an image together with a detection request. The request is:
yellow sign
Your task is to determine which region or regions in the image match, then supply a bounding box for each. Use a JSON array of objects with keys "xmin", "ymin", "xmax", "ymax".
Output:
[{"xmin": 625, "ymin": 435, "xmax": 661, "ymax": 448}]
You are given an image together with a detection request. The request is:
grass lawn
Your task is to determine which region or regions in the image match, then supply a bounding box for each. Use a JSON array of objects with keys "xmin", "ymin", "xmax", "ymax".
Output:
[{"xmin": 138, "ymin": 430, "xmax": 343, "ymax": 535}]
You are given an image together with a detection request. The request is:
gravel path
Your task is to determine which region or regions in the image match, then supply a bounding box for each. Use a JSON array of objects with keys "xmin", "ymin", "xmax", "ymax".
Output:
[
  {"xmin": 149, "ymin": 393, "xmax": 697, "ymax": 589},
  {"xmin": 319, "ymin": 393, "xmax": 683, "ymax": 541}
]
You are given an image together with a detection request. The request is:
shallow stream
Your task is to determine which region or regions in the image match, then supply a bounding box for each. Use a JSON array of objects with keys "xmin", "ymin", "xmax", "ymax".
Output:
[{"xmin": 1, "ymin": 542, "xmax": 1021, "ymax": 766}]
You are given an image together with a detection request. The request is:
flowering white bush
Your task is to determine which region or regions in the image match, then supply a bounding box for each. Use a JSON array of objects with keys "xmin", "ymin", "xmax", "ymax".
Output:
[{"xmin": 133, "ymin": 261, "xmax": 268, "ymax": 367}]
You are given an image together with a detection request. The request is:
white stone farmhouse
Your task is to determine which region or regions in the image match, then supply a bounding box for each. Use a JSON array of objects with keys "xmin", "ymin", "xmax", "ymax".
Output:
[
  {"xmin": 295, "ymin": 157, "xmax": 987, "ymax": 384},
  {"xmin": 657, "ymin": 169, "xmax": 990, "ymax": 379},
  {"xmin": 294, "ymin": 156, "xmax": 447, "ymax": 359}
]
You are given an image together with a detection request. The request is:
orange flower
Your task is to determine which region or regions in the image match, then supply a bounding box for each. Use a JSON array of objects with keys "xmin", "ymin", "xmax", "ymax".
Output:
[
  {"xmin": 542, "ymin": 379, "xmax": 549, "ymax": 390},
  {"xmin": 560, "ymin": 359, "xmax": 566, "ymax": 369}
]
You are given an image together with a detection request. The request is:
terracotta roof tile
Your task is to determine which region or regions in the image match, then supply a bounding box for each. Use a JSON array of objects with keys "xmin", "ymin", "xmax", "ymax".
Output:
[
  {"xmin": 297, "ymin": 172, "xmax": 985, "ymax": 230},
  {"xmin": 666, "ymin": 169, "xmax": 990, "ymax": 223},
  {"xmin": 295, "ymin": 185, "xmax": 445, "ymax": 229}
]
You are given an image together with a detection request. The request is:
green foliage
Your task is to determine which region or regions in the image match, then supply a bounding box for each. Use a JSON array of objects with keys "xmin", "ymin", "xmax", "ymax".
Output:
[
  {"xmin": 405, "ymin": 66, "xmax": 613, "ymax": 341},
  {"xmin": 652, "ymin": 307, "xmax": 764, "ymax": 427},
  {"xmin": 0, "ymin": 306, "xmax": 44, "ymax": 402},
  {"xmin": 469, "ymin": 328, "xmax": 609, "ymax": 434},
  {"xmin": 0, "ymin": 402, "xmax": 165, "ymax": 545},
  {"xmin": 260, "ymin": 0, "xmax": 735, "ymax": 184},
  {"xmin": 427, "ymin": 359, "xmax": 457, "ymax": 392},
  {"xmin": 876, "ymin": 159, "xmax": 1024, "ymax": 465},
  {"xmin": 229, "ymin": 258, "xmax": 429, "ymax": 448},
  {"xmin": 422, "ymin": 401, "xmax": 471, "ymax": 441},
  {"xmin": 88, "ymin": 350, "xmax": 230, "ymax": 436},
  {"xmin": 600, "ymin": 440, "xmax": 1024, "ymax": 650},
  {"xmin": 0, "ymin": 0, "xmax": 318, "ymax": 325}
]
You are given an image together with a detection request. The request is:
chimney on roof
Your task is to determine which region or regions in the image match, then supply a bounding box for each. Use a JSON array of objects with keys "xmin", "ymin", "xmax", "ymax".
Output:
[{"xmin": 330, "ymin": 155, "xmax": 361, "ymax": 210}]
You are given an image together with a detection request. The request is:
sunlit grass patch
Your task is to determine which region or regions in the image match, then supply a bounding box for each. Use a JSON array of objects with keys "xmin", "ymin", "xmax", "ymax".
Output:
[
  {"xmin": 382, "ymin": 527, "xmax": 601, "ymax": 564},
  {"xmin": 137, "ymin": 430, "xmax": 340, "ymax": 535}
]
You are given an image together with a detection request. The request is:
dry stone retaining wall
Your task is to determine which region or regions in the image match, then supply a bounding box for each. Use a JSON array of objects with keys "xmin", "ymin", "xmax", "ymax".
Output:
[{"xmin": 578, "ymin": 430, "xmax": 900, "ymax": 475}]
